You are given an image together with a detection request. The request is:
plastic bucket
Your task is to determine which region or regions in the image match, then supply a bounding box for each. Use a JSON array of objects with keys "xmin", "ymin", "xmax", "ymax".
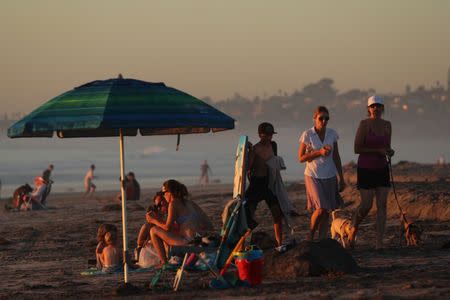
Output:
[{"xmin": 235, "ymin": 257, "xmax": 264, "ymax": 286}]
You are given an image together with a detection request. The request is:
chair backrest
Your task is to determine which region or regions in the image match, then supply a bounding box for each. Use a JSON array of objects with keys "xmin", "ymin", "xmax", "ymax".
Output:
[{"xmin": 215, "ymin": 136, "xmax": 251, "ymax": 269}]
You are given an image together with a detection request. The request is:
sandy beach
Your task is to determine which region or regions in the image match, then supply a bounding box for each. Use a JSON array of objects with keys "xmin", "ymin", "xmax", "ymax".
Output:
[{"xmin": 1, "ymin": 162, "xmax": 449, "ymax": 299}]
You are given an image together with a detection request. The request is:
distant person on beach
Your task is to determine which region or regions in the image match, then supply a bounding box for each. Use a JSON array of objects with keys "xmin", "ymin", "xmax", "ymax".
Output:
[
  {"xmin": 116, "ymin": 171, "xmax": 141, "ymax": 201},
  {"xmin": 245, "ymin": 122, "xmax": 285, "ymax": 250},
  {"xmin": 298, "ymin": 106, "xmax": 345, "ymax": 241},
  {"xmin": 199, "ymin": 160, "xmax": 212, "ymax": 185},
  {"xmin": 42, "ymin": 164, "xmax": 54, "ymax": 183},
  {"xmin": 437, "ymin": 153, "xmax": 446, "ymax": 166},
  {"xmin": 30, "ymin": 176, "xmax": 48, "ymax": 208},
  {"xmin": 6, "ymin": 183, "xmax": 33, "ymax": 211},
  {"xmin": 351, "ymin": 96, "xmax": 395, "ymax": 249},
  {"xmin": 147, "ymin": 179, "xmax": 214, "ymax": 266},
  {"xmin": 41, "ymin": 164, "xmax": 54, "ymax": 197},
  {"xmin": 84, "ymin": 164, "xmax": 96, "ymax": 198}
]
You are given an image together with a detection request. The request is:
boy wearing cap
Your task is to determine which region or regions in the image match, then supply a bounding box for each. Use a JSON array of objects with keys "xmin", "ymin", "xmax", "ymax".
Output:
[{"xmin": 245, "ymin": 122, "xmax": 284, "ymax": 248}]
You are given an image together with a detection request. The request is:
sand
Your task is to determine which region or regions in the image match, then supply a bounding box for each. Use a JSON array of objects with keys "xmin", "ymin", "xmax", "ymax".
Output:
[{"xmin": 0, "ymin": 162, "xmax": 449, "ymax": 299}]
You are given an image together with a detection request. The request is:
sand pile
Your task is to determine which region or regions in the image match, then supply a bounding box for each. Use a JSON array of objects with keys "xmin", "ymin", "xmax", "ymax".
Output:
[{"xmin": 264, "ymin": 239, "xmax": 357, "ymax": 279}]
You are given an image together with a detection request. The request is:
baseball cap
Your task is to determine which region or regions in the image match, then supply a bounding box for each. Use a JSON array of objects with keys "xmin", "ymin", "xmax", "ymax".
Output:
[
  {"xmin": 258, "ymin": 122, "xmax": 277, "ymax": 135},
  {"xmin": 367, "ymin": 95, "xmax": 384, "ymax": 107}
]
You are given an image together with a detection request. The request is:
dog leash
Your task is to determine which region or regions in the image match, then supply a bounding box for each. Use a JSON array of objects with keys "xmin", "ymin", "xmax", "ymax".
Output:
[{"xmin": 387, "ymin": 156, "xmax": 408, "ymax": 225}]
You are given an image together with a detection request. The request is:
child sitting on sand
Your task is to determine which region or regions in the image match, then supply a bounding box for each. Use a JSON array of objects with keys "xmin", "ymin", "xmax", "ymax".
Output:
[
  {"xmin": 96, "ymin": 224, "xmax": 118, "ymax": 270},
  {"xmin": 99, "ymin": 231, "xmax": 121, "ymax": 273}
]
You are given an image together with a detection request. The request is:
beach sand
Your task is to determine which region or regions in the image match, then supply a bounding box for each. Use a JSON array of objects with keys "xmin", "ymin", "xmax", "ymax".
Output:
[{"xmin": 0, "ymin": 162, "xmax": 449, "ymax": 299}]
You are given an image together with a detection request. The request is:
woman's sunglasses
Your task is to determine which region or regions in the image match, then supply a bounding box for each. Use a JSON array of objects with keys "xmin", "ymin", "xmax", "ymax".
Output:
[
  {"xmin": 369, "ymin": 103, "xmax": 383, "ymax": 108},
  {"xmin": 318, "ymin": 116, "xmax": 330, "ymax": 121}
]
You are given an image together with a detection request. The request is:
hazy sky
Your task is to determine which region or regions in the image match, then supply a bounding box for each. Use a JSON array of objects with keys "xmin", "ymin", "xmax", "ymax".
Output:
[{"xmin": 2, "ymin": 0, "xmax": 450, "ymax": 114}]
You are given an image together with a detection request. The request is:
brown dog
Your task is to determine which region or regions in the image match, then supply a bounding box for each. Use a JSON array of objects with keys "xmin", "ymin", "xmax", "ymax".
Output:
[
  {"xmin": 331, "ymin": 210, "xmax": 356, "ymax": 249},
  {"xmin": 401, "ymin": 213, "xmax": 422, "ymax": 247}
]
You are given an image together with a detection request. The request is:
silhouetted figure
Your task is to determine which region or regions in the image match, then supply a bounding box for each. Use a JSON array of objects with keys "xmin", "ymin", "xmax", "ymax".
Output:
[
  {"xmin": 84, "ymin": 164, "xmax": 96, "ymax": 198},
  {"xmin": 199, "ymin": 160, "xmax": 212, "ymax": 185},
  {"xmin": 116, "ymin": 171, "xmax": 141, "ymax": 201},
  {"xmin": 42, "ymin": 164, "xmax": 54, "ymax": 196},
  {"xmin": 42, "ymin": 164, "xmax": 54, "ymax": 183}
]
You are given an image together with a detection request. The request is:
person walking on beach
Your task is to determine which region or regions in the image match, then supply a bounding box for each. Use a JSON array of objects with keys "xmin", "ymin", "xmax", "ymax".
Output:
[
  {"xmin": 245, "ymin": 122, "xmax": 285, "ymax": 249},
  {"xmin": 351, "ymin": 96, "xmax": 395, "ymax": 249},
  {"xmin": 298, "ymin": 106, "xmax": 345, "ymax": 241},
  {"xmin": 199, "ymin": 160, "xmax": 212, "ymax": 185},
  {"xmin": 84, "ymin": 164, "xmax": 97, "ymax": 198},
  {"xmin": 42, "ymin": 164, "xmax": 54, "ymax": 183},
  {"xmin": 42, "ymin": 164, "xmax": 54, "ymax": 196}
]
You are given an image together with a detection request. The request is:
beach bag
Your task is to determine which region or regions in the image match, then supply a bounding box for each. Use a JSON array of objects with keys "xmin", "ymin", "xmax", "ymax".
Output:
[{"xmin": 138, "ymin": 244, "xmax": 159, "ymax": 268}]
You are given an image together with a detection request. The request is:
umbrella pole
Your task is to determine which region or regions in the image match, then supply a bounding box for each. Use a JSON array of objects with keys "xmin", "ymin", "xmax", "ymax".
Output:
[{"xmin": 119, "ymin": 128, "xmax": 129, "ymax": 283}]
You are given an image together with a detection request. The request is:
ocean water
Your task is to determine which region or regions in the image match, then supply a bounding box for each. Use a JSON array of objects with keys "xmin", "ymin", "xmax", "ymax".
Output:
[{"xmin": 0, "ymin": 126, "xmax": 448, "ymax": 197}]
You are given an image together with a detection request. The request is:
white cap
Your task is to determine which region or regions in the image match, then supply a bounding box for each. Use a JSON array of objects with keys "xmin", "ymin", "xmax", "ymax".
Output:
[{"xmin": 367, "ymin": 95, "xmax": 384, "ymax": 107}]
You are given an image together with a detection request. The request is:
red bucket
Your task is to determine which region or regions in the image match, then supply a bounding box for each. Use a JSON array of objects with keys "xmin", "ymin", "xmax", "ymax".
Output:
[{"xmin": 235, "ymin": 257, "xmax": 264, "ymax": 286}]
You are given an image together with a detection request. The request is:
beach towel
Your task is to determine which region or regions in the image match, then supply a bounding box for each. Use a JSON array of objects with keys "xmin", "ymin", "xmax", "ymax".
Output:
[
  {"xmin": 266, "ymin": 155, "xmax": 295, "ymax": 232},
  {"xmin": 80, "ymin": 266, "xmax": 157, "ymax": 276}
]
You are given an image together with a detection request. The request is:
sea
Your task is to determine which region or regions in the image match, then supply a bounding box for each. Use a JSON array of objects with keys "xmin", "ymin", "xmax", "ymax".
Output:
[{"xmin": 0, "ymin": 125, "xmax": 448, "ymax": 198}]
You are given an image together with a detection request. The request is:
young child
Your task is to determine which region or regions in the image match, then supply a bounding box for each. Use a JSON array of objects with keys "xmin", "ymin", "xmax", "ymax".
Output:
[
  {"xmin": 134, "ymin": 192, "xmax": 169, "ymax": 261},
  {"xmin": 95, "ymin": 224, "xmax": 118, "ymax": 270},
  {"xmin": 100, "ymin": 231, "xmax": 121, "ymax": 272}
]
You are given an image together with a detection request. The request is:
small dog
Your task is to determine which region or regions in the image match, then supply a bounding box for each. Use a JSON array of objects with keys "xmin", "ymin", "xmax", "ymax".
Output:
[
  {"xmin": 331, "ymin": 210, "xmax": 356, "ymax": 249},
  {"xmin": 401, "ymin": 213, "xmax": 422, "ymax": 247}
]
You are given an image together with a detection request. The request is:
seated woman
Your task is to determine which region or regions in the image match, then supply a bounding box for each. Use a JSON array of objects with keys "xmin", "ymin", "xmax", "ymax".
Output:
[
  {"xmin": 116, "ymin": 171, "xmax": 141, "ymax": 202},
  {"xmin": 147, "ymin": 179, "xmax": 214, "ymax": 266},
  {"xmin": 95, "ymin": 224, "xmax": 118, "ymax": 270},
  {"xmin": 99, "ymin": 231, "xmax": 121, "ymax": 273}
]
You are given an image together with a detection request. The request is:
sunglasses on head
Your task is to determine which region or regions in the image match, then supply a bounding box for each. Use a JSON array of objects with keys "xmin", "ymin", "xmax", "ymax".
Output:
[{"xmin": 318, "ymin": 116, "xmax": 329, "ymax": 121}]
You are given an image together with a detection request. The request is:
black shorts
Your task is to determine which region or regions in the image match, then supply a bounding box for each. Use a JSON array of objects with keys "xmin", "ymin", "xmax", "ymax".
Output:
[
  {"xmin": 357, "ymin": 166, "xmax": 391, "ymax": 190},
  {"xmin": 245, "ymin": 176, "xmax": 283, "ymax": 226}
]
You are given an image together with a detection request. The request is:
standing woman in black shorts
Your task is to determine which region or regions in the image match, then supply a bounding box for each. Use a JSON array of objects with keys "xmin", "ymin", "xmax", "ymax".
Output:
[{"xmin": 351, "ymin": 96, "xmax": 395, "ymax": 249}]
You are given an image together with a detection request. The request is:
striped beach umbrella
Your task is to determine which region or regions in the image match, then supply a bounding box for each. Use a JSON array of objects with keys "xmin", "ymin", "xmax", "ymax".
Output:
[{"xmin": 8, "ymin": 75, "xmax": 235, "ymax": 284}]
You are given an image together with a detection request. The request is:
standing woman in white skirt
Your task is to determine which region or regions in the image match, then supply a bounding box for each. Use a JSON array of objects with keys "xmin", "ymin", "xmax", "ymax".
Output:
[{"xmin": 298, "ymin": 106, "xmax": 345, "ymax": 241}]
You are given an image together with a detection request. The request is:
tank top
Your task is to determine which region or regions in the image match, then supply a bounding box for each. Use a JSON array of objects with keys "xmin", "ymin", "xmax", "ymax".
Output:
[{"xmin": 357, "ymin": 127, "xmax": 389, "ymax": 169}]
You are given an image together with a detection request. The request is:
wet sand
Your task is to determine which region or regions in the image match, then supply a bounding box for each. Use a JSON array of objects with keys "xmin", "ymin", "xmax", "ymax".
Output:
[{"xmin": 0, "ymin": 162, "xmax": 449, "ymax": 299}]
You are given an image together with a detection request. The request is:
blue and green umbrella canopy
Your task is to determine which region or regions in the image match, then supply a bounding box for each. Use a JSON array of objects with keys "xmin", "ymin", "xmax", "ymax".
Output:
[{"xmin": 8, "ymin": 76, "xmax": 235, "ymax": 138}]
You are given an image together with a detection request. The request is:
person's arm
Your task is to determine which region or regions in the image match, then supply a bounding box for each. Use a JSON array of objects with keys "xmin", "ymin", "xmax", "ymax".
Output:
[
  {"xmin": 298, "ymin": 142, "xmax": 330, "ymax": 163},
  {"xmin": 247, "ymin": 142, "xmax": 255, "ymax": 179},
  {"xmin": 333, "ymin": 142, "xmax": 345, "ymax": 191},
  {"xmin": 147, "ymin": 201, "xmax": 175, "ymax": 231},
  {"xmin": 96, "ymin": 242, "xmax": 105, "ymax": 254},
  {"xmin": 99, "ymin": 247, "xmax": 110, "ymax": 266},
  {"xmin": 385, "ymin": 121, "xmax": 395, "ymax": 157}
]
